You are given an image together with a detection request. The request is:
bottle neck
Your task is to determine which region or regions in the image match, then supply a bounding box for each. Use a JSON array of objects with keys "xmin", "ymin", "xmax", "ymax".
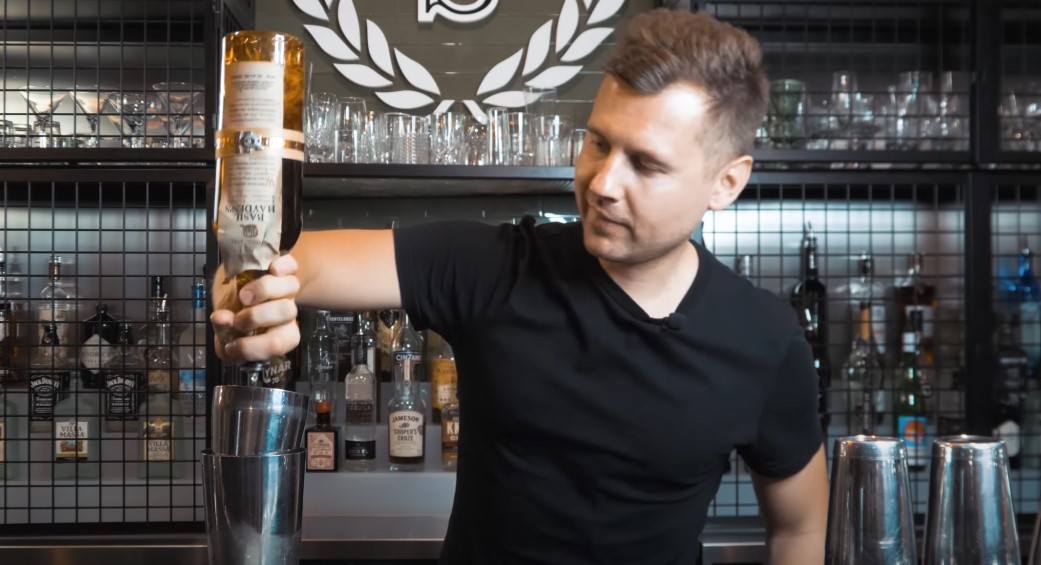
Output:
[
  {"xmin": 316, "ymin": 408, "xmax": 332, "ymax": 427},
  {"xmin": 803, "ymin": 245, "xmax": 819, "ymax": 278},
  {"xmin": 857, "ymin": 304, "xmax": 873, "ymax": 342}
]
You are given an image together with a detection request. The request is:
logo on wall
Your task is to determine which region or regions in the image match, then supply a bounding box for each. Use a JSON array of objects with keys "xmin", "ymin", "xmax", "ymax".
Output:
[
  {"xmin": 291, "ymin": 0, "xmax": 624, "ymax": 119},
  {"xmin": 418, "ymin": 0, "xmax": 498, "ymax": 24}
]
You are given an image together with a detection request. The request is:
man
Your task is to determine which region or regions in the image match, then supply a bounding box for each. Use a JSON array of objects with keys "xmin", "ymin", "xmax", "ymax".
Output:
[{"xmin": 213, "ymin": 8, "xmax": 828, "ymax": 564}]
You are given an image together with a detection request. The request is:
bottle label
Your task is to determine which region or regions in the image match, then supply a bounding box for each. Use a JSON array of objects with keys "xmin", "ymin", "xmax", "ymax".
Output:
[
  {"xmin": 345, "ymin": 438, "xmax": 376, "ymax": 461},
  {"xmin": 258, "ymin": 357, "xmax": 292, "ymax": 388},
  {"xmin": 80, "ymin": 334, "xmax": 113, "ymax": 375},
  {"xmin": 143, "ymin": 417, "xmax": 173, "ymax": 462},
  {"xmin": 104, "ymin": 372, "xmax": 144, "ymax": 420},
  {"xmin": 393, "ymin": 351, "xmax": 423, "ymax": 387},
  {"xmin": 431, "ymin": 359, "xmax": 457, "ymax": 409},
  {"xmin": 994, "ymin": 420, "xmax": 1021, "ymax": 457},
  {"xmin": 216, "ymin": 152, "xmax": 284, "ymax": 276},
  {"xmin": 442, "ymin": 417, "xmax": 460, "ymax": 444},
  {"xmin": 307, "ymin": 430, "xmax": 337, "ymax": 470},
  {"xmin": 346, "ymin": 400, "xmax": 374, "ymax": 425},
  {"xmin": 223, "ymin": 62, "xmax": 284, "ymax": 129},
  {"xmin": 38, "ymin": 310, "xmax": 72, "ymax": 358},
  {"xmin": 904, "ymin": 305, "xmax": 936, "ymax": 339},
  {"xmin": 871, "ymin": 304, "xmax": 887, "ymax": 355},
  {"xmin": 148, "ymin": 370, "xmax": 174, "ymax": 392},
  {"xmin": 179, "ymin": 369, "xmax": 207, "ymax": 418},
  {"xmin": 389, "ymin": 410, "xmax": 424, "ymax": 457},
  {"xmin": 897, "ymin": 415, "xmax": 928, "ymax": 465},
  {"xmin": 30, "ymin": 373, "xmax": 70, "ymax": 420},
  {"xmin": 55, "ymin": 419, "xmax": 89, "ymax": 460}
]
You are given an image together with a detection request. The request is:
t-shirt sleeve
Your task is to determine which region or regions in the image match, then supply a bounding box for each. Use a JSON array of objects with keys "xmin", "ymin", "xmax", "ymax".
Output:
[
  {"xmin": 393, "ymin": 220, "xmax": 520, "ymax": 341},
  {"xmin": 736, "ymin": 326, "xmax": 825, "ymax": 478}
]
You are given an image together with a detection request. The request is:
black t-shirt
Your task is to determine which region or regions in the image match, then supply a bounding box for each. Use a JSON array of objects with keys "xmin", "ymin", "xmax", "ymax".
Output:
[{"xmin": 395, "ymin": 218, "xmax": 823, "ymax": 565}]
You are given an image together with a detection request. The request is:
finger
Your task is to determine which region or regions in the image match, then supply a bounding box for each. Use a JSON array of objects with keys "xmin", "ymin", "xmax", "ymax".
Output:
[
  {"xmin": 223, "ymin": 320, "xmax": 300, "ymax": 362},
  {"xmin": 233, "ymin": 298, "xmax": 298, "ymax": 334},
  {"xmin": 210, "ymin": 309, "xmax": 239, "ymax": 361},
  {"xmin": 239, "ymin": 273, "xmax": 301, "ymax": 307},
  {"xmin": 269, "ymin": 254, "xmax": 298, "ymax": 277}
]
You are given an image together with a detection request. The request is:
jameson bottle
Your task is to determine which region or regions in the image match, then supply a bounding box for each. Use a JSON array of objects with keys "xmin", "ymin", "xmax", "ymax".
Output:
[
  {"xmin": 213, "ymin": 30, "xmax": 304, "ymax": 387},
  {"xmin": 388, "ymin": 313, "xmax": 425, "ymax": 472}
]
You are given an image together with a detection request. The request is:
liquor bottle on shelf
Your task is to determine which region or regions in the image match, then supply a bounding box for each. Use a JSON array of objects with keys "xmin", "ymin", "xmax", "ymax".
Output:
[
  {"xmin": 327, "ymin": 311, "xmax": 355, "ymax": 381},
  {"xmin": 177, "ymin": 280, "xmax": 208, "ymax": 428},
  {"xmin": 894, "ymin": 311, "xmax": 930, "ymax": 471},
  {"xmin": 0, "ymin": 303, "xmax": 16, "ymax": 386},
  {"xmin": 137, "ymin": 307, "xmax": 185, "ymax": 479},
  {"xmin": 441, "ymin": 390, "xmax": 460, "ymax": 472},
  {"xmin": 994, "ymin": 317, "xmax": 1027, "ymax": 470},
  {"xmin": 305, "ymin": 395, "xmax": 338, "ymax": 472},
  {"xmin": 790, "ymin": 223, "xmax": 830, "ymax": 435},
  {"xmin": 0, "ymin": 249, "xmax": 26, "ymax": 386},
  {"xmin": 846, "ymin": 253, "xmax": 887, "ymax": 357},
  {"xmin": 843, "ymin": 302, "xmax": 883, "ymax": 435},
  {"xmin": 353, "ymin": 311, "xmax": 377, "ymax": 376},
  {"xmin": 52, "ymin": 373, "xmax": 102, "ymax": 480},
  {"xmin": 377, "ymin": 309, "xmax": 402, "ymax": 382},
  {"xmin": 213, "ymin": 30, "xmax": 304, "ymax": 387},
  {"xmin": 29, "ymin": 322, "xmax": 73, "ymax": 433},
  {"xmin": 388, "ymin": 312, "xmax": 425, "ymax": 472},
  {"xmin": 429, "ymin": 332, "xmax": 457, "ymax": 424},
  {"xmin": 894, "ymin": 252, "xmax": 937, "ymax": 365},
  {"xmin": 309, "ymin": 310, "xmax": 336, "ymax": 389},
  {"xmin": 102, "ymin": 322, "xmax": 146, "ymax": 433},
  {"xmin": 344, "ymin": 315, "xmax": 377, "ymax": 472},
  {"xmin": 142, "ymin": 275, "xmax": 166, "ymax": 346},
  {"xmin": 79, "ymin": 303, "xmax": 118, "ymax": 389},
  {"xmin": 1018, "ymin": 243, "xmax": 1040, "ymax": 370},
  {"xmin": 38, "ymin": 255, "xmax": 77, "ymax": 362},
  {"xmin": 0, "ymin": 377, "xmax": 22, "ymax": 479}
]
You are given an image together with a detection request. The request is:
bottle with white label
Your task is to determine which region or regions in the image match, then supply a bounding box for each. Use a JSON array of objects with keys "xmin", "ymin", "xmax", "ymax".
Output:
[
  {"xmin": 38, "ymin": 255, "xmax": 77, "ymax": 362},
  {"xmin": 102, "ymin": 323, "xmax": 146, "ymax": 433},
  {"xmin": 213, "ymin": 30, "xmax": 304, "ymax": 388},
  {"xmin": 388, "ymin": 313, "xmax": 425, "ymax": 472},
  {"xmin": 80, "ymin": 303, "xmax": 118, "ymax": 389},
  {"xmin": 52, "ymin": 374, "xmax": 101, "ymax": 480},
  {"xmin": 345, "ymin": 316, "xmax": 377, "ymax": 472},
  {"xmin": 29, "ymin": 322, "xmax": 73, "ymax": 433},
  {"xmin": 137, "ymin": 308, "xmax": 185, "ymax": 479}
]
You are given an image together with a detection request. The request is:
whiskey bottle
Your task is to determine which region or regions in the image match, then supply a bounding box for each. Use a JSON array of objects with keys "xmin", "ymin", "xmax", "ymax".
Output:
[
  {"xmin": 29, "ymin": 322, "xmax": 73, "ymax": 433},
  {"xmin": 0, "ymin": 378, "xmax": 22, "ymax": 479},
  {"xmin": 429, "ymin": 332, "xmax": 457, "ymax": 424},
  {"xmin": 790, "ymin": 223, "xmax": 830, "ymax": 434},
  {"xmin": 38, "ymin": 255, "xmax": 77, "ymax": 361},
  {"xmin": 80, "ymin": 303, "xmax": 118, "ymax": 389},
  {"xmin": 53, "ymin": 374, "xmax": 101, "ymax": 480},
  {"xmin": 843, "ymin": 302, "xmax": 883, "ymax": 434},
  {"xmin": 441, "ymin": 391, "xmax": 460, "ymax": 472},
  {"xmin": 213, "ymin": 30, "xmax": 304, "ymax": 386},
  {"xmin": 344, "ymin": 316, "xmax": 377, "ymax": 472},
  {"xmin": 894, "ymin": 253, "xmax": 937, "ymax": 364},
  {"xmin": 377, "ymin": 309, "xmax": 402, "ymax": 382},
  {"xmin": 894, "ymin": 312, "xmax": 929, "ymax": 471},
  {"xmin": 102, "ymin": 323, "xmax": 146, "ymax": 433},
  {"xmin": 994, "ymin": 318, "xmax": 1027, "ymax": 469},
  {"xmin": 305, "ymin": 398, "xmax": 339, "ymax": 472},
  {"xmin": 388, "ymin": 312, "xmax": 425, "ymax": 472},
  {"xmin": 137, "ymin": 308, "xmax": 185, "ymax": 479},
  {"xmin": 846, "ymin": 254, "xmax": 887, "ymax": 357}
]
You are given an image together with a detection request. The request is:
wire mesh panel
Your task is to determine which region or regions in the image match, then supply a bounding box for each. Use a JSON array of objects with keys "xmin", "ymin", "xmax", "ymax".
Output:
[
  {"xmin": 704, "ymin": 0, "xmax": 972, "ymax": 157},
  {"xmin": 999, "ymin": 1, "xmax": 1041, "ymax": 154},
  {"xmin": 0, "ymin": 0, "xmax": 208, "ymax": 150},
  {"xmin": 705, "ymin": 178, "xmax": 966, "ymax": 516},
  {"xmin": 0, "ymin": 180, "xmax": 208, "ymax": 526},
  {"xmin": 992, "ymin": 182, "xmax": 1041, "ymax": 516}
]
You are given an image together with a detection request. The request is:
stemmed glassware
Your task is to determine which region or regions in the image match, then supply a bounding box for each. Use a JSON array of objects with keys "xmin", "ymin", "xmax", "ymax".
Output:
[
  {"xmin": 20, "ymin": 87, "xmax": 70, "ymax": 145},
  {"xmin": 152, "ymin": 82, "xmax": 204, "ymax": 147},
  {"xmin": 106, "ymin": 92, "xmax": 150, "ymax": 147},
  {"xmin": 69, "ymin": 89, "xmax": 109, "ymax": 148}
]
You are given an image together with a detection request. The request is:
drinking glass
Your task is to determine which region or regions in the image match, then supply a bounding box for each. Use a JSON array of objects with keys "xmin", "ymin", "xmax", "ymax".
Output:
[
  {"xmin": 768, "ymin": 79, "xmax": 807, "ymax": 149},
  {"xmin": 504, "ymin": 112, "xmax": 535, "ymax": 166},
  {"xmin": 535, "ymin": 114, "xmax": 573, "ymax": 166}
]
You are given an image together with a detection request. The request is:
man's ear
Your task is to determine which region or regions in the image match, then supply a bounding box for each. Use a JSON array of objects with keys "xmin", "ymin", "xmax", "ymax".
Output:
[{"xmin": 708, "ymin": 155, "xmax": 753, "ymax": 211}]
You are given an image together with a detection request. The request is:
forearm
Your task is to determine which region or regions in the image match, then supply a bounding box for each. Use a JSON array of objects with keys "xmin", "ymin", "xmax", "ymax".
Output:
[
  {"xmin": 290, "ymin": 229, "xmax": 402, "ymax": 311},
  {"xmin": 764, "ymin": 528, "xmax": 825, "ymax": 565}
]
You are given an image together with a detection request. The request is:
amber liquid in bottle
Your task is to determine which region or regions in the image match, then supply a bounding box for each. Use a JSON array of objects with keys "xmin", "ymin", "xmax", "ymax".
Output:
[{"xmin": 213, "ymin": 31, "xmax": 305, "ymax": 386}]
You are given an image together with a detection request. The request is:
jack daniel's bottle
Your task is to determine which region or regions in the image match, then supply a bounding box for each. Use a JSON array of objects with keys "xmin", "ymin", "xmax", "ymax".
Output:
[{"xmin": 213, "ymin": 31, "xmax": 304, "ymax": 387}]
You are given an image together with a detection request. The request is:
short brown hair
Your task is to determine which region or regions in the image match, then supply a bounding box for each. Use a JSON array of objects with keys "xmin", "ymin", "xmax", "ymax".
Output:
[{"xmin": 604, "ymin": 9, "xmax": 768, "ymax": 161}]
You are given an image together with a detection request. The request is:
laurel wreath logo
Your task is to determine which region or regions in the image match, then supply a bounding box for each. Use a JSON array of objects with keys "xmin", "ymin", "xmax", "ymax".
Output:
[{"xmin": 292, "ymin": 0, "xmax": 623, "ymax": 120}]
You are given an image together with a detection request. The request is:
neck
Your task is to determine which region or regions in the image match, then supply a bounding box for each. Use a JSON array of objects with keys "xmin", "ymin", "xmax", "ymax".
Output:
[{"xmin": 598, "ymin": 241, "xmax": 700, "ymax": 319}]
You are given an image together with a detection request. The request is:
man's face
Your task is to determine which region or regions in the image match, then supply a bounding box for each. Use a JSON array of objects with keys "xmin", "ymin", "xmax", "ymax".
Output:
[{"xmin": 574, "ymin": 76, "xmax": 727, "ymax": 267}]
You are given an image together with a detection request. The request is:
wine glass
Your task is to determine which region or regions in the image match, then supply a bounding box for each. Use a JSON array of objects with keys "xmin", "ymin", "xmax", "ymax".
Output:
[
  {"xmin": 69, "ymin": 90, "xmax": 109, "ymax": 148},
  {"xmin": 20, "ymin": 87, "xmax": 69, "ymax": 143},
  {"xmin": 152, "ymin": 82, "xmax": 204, "ymax": 147},
  {"xmin": 106, "ymin": 93, "xmax": 150, "ymax": 147}
]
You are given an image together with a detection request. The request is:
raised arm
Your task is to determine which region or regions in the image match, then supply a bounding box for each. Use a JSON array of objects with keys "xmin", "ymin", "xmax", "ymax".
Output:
[{"xmin": 211, "ymin": 228, "xmax": 401, "ymax": 363}]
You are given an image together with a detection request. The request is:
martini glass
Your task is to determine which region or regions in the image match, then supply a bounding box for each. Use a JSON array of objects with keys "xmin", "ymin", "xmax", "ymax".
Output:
[
  {"xmin": 152, "ymin": 82, "xmax": 204, "ymax": 147},
  {"xmin": 69, "ymin": 90, "xmax": 108, "ymax": 147},
  {"xmin": 20, "ymin": 88, "xmax": 69, "ymax": 142},
  {"xmin": 106, "ymin": 92, "xmax": 149, "ymax": 148}
]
